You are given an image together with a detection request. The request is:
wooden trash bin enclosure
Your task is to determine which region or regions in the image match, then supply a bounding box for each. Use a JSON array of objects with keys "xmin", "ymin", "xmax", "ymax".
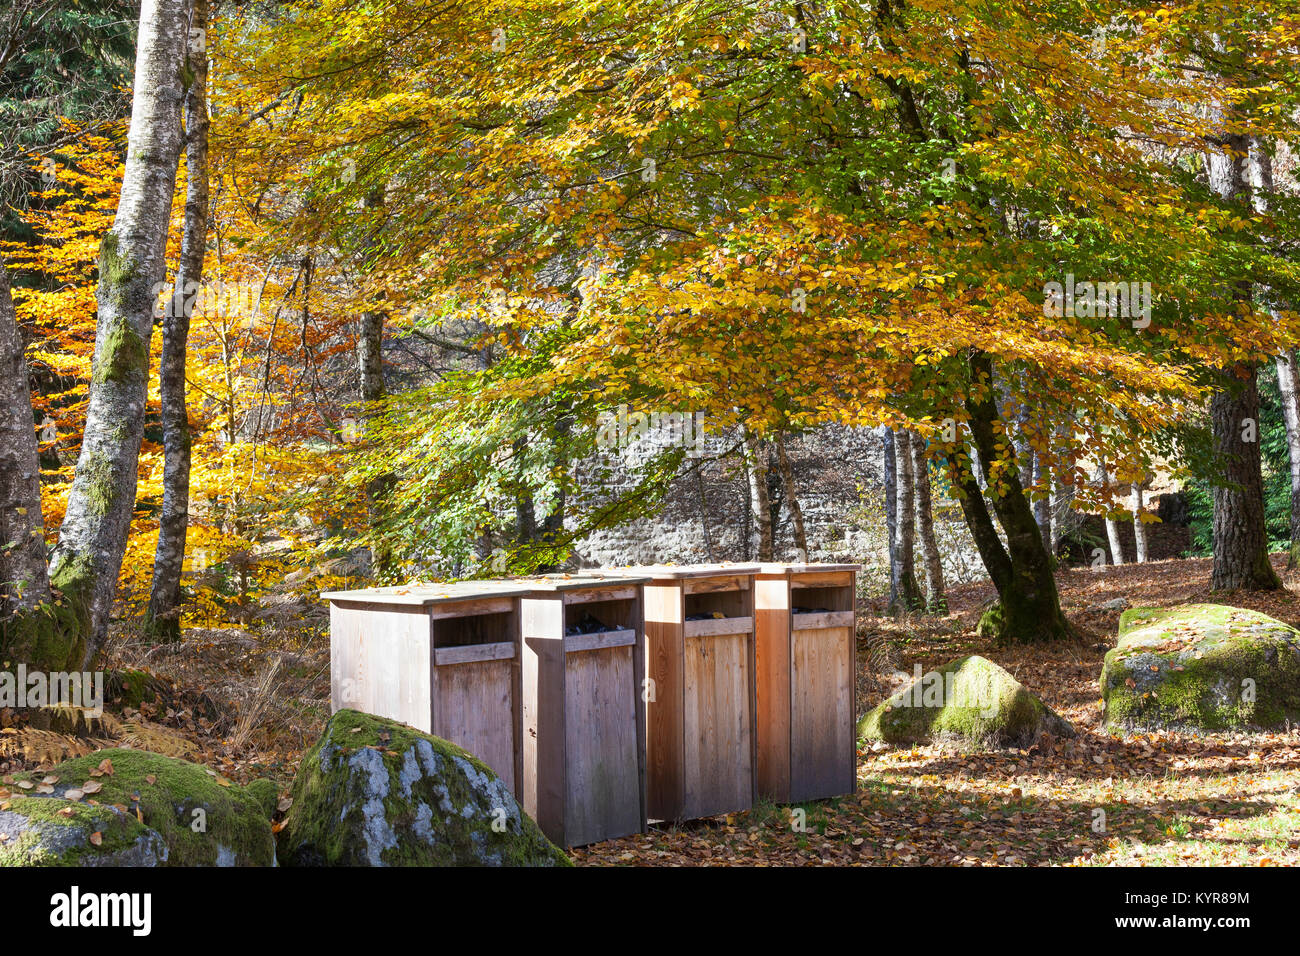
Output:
[
  {"xmin": 604, "ymin": 564, "xmax": 760, "ymax": 822},
  {"xmin": 322, "ymin": 582, "xmax": 535, "ymax": 792},
  {"xmin": 517, "ymin": 575, "xmax": 651, "ymax": 847},
  {"xmin": 754, "ymin": 563, "xmax": 858, "ymax": 803}
]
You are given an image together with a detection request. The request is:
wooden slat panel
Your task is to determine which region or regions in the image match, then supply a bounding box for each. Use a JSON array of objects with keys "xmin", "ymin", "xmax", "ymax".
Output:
[
  {"xmin": 790, "ymin": 626, "xmax": 854, "ymax": 802},
  {"xmin": 791, "ymin": 571, "xmax": 854, "ymax": 588},
  {"xmin": 683, "ymin": 615, "xmax": 754, "ymax": 639},
  {"xmin": 792, "ymin": 610, "xmax": 855, "ymax": 631},
  {"xmin": 564, "ymin": 645, "xmax": 643, "ymax": 846},
  {"xmin": 683, "ymin": 632, "xmax": 753, "ymax": 819},
  {"xmin": 753, "ymin": 576, "xmax": 791, "ymax": 803},
  {"xmin": 428, "ymin": 597, "xmax": 515, "ymax": 620},
  {"xmin": 643, "ymin": 583, "xmax": 684, "ymax": 821},
  {"xmin": 561, "ymin": 586, "xmax": 638, "ymax": 605},
  {"xmin": 331, "ymin": 603, "xmax": 433, "ymax": 733},
  {"xmin": 683, "ymin": 574, "xmax": 752, "ymax": 595},
  {"xmin": 434, "ymin": 658, "xmax": 516, "ymax": 791},
  {"xmin": 565, "ymin": 629, "xmax": 636, "ymax": 653},
  {"xmin": 434, "ymin": 641, "xmax": 516, "ymax": 666}
]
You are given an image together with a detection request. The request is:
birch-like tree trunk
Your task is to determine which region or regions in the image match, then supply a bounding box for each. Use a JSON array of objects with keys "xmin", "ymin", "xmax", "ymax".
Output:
[
  {"xmin": 1132, "ymin": 480, "xmax": 1149, "ymax": 564},
  {"xmin": 774, "ymin": 435, "xmax": 808, "ymax": 562},
  {"xmin": 892, "ymin": 429, "xmax": 923, "ymax": 611},
  {"xmin": 1276, "ymin": 349, "xmax": 1300, "ymax": 568},
  {"xmin": 1253, "ymin": 143, "xmax": 1300, "ymax": 570},
  {"xmin": 147, "ymin": 0, "xmax": 209, "ymax": 640},
  {"xmin": 0, "ymin": 260, "xmax": 50, "ymax": 614},
  {"xmin": 1099, "ymin": 461, "xmax": 1125, "ymax": 566},
  {"xmin": 1032, "ymin": 450, "xmax": 1052, "ymax": 555},
  {"xmin": 881, "ymin": 426, "xmax": 899, "ymax": 609},
  {"xmin": 744, "ymin": 427, "xmax": 774, "ymax": 562},
  {"xmin": 46, "ymin": 0, "xmax": 188, "ymax": 664},
  {"xmin": 910, "ymin": 432, "xmax": 945, "ymax": 612}
]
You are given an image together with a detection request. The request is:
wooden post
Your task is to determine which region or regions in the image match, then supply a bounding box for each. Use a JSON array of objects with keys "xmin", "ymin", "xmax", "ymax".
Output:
[
  {"xmin": 604, "ymin": 564, "xmax": 760, "ymax": 822},
  {"xmin": 753, "ymin": 564, "xmax": 859, "ymax": 803},
  {"xmin": 518, "ymin": 576, "xmax": 649, "ymax": 847}
]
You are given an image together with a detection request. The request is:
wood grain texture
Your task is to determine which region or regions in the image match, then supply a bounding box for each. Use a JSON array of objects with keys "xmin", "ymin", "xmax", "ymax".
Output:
[
  {"xmin": 682, "ymin": 615, "xmax": 754, "ymax": 638},
  {"xmin": 520, "ymin": 596, "xmax": 567, "ymax": 835},
  {"xmin": 564, "ymin": 643, "xmax": 642, "ymax": 845},
  {"xmin": 434, "ymin": 656, "xmax": 517, "ymax": 791},
  {"xmin": 791, "ymin": 610, "xmax": 855, "ymax": 630},
  {"xmin": 434, "ymin": 641, "xmax": 516, "ymax": 666},
  {"xmin": 565, "ymin": 628, "xmax": 637, "ymax": 653},
  {"xmin": 790, "ymin": 624, "xmax": 854, "ymax": 802},
  {"xmin": 753, "ymin": 574, "xmax": 791, "ymax": 803},
  {"xmin": 642, "ymin": 582, "xmax": 684, "ymax": 821},
  {"xmin": 683, "ymin": 632, "xmax": 754, "ymax": 819}
]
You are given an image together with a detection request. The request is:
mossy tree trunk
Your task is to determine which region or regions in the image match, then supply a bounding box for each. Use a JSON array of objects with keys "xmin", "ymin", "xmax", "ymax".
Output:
[
  {"xmin": 147, "ymin": 0, "xmax": 209, "ymax": 642},
  {"xmin": 0, "ymin": 260, "xmax": 50, "ymax": 616},
  {"xmin": 953, "ymin": 351, "xmax": 1073, "ymax": 644},
  {"xmin": 47, "ymin": 0, "xmax": 189, "ymax": 664},
  {"xmin": 910, "ymin": 433, "xmax": 945, "ymax": 612}
]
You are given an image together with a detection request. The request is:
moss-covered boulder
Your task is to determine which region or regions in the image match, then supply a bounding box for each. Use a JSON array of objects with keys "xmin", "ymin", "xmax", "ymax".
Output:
[
  {"xmin": 0, "ymin": 748, "xmax": 277, "ymax": 866},
  {"xmin": 856, "ymin": 655, "xmax": 1075, "ymax": 748},
  {"xmin": 1101, "ymin": 604, "xmax": 1300, "ymax": 731},
  {"xmin": 278, "ymin": 710, "xmax": 569, "ymax": 867}
]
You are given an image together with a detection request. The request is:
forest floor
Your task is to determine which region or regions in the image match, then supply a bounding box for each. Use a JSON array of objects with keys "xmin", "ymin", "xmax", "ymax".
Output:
[{"xmin": 6, "ymin": 554, "xmax": 1299, "ymax": 866}]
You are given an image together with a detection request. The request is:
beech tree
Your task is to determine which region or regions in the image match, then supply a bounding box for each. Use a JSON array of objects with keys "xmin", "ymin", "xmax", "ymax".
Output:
[
  {"xmin": 0, "ymin": 0, "xmax": 188, "ymax": 669},
  {"xmin": 147, "ymin": 0, "xmax": 210, "ymax": 639}
]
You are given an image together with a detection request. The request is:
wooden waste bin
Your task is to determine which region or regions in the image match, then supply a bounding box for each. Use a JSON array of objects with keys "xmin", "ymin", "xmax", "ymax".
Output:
[
  {"xmin": 754, "ymin": 564, "xmax": 858, "ymax": 803},
  {"xmin": 517, "ymin": 575, "xmax": 651, "ymax": 847},
  {"xmin": 322, "ymin": 582, "xmax": 534, "ymax": 792},
  {"xmin": 605, "ymin": 564, "xmax": 760, "ymax": 822}
]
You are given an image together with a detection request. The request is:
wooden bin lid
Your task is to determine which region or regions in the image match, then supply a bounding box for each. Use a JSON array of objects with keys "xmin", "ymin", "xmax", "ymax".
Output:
[
  {"xmin": 320, "ymin": 580, "xmax": 538, "ymax": 606},
  {"xmin": 598, "ymin": 562, "xmax": 761, "ymax": 580},
  {"xmin": 757, "ymin": 562, "xmax": 861, "ymax": 575},
  {"xmin": 514, "ymin": 573, "xmax": 652, "ymax": 592}
]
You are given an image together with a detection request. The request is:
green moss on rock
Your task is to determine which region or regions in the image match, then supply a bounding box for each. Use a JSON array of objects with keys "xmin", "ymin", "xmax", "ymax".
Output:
[
  {"xmin": 1101, "ymin": 604, "xmax": 1300, "ymax": 732},
  {"xmin": 0, "ymin": 792, "xmax": 166, "ymax": 866},
  {"xmin": 278, "ymin": 709, "xmax": 570, "ymax": 867},
  {"xmin": 7, "ymin": 748, "xmax": 276, "ymax": 866},
  {"xmin": 856, "ymin": 655, "xmax": 1075, "ymax": 748}
]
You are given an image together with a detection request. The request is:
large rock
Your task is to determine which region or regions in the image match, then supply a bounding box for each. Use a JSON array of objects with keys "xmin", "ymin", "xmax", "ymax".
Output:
[
  {"xmin": 856, "ymin": 655, "xmax": 1074, "ymax": 748},
  {"xmin": 277, "ymin": 710, "xmax": 569, "ymax": 867},
  {"xmin": 0, "ymin": 748, "xmax": 277, "ymax": 866},
  {"xmin": 1102, "ymin": 604, "xmax": 1300, "ymax": 731}
]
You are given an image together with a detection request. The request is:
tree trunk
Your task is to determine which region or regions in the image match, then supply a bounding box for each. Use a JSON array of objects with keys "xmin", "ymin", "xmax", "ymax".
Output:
[
  {"xmin": 892, "ymin": 429, "xmax": 923, "ymax": 611},
  {"xmin": 0, "ymin": 260, "xmax": 50, "ymax": 615},
  {"xmin": 146, "ymin": 0, "xmax": 209, "ymax": 641},
  {"xmin": 1276, "ymin": 350, "xmax": 1300, "ymax": 568},
  {"xmin": 1205, "ymin": 128, "xmax": 1280, "ymax": 591},
  {"xmin": 774, "ymin": 434, "xmax": 808, "ymax": 562},
  {"xmin": 1253, "ymin": 143, "xmax": 1300, "ymax": 569},
  {"xmin": 882, "ymin": 426, "xmax": 899, "ymax": 609},
  {"xmin": 1210, "ymin": 366, "xmax": 1281, "ymax": 590},
  {"xmin": 1032, "ymin": 449, "xmax": 1052, "ymax": 556},
  {"xmin": 1132, "ymin": 480, "xmax": 1149, "ymax": 564},
  {"xmin": 744, "ymin": 426, "xmax": 774, "ymax": 562},
  {"xmin": 959, "ymin": 351, "xmax": 1073, "ymax": 643},
  {"xmin": 1098, "ymin": 461, "xmax": 1125, "ymax": 566},
  {"xmin": 46, "ymin": 0, "xmax": 189, "ymax": 666},
  {"xmin": 910, "ymin": 433, "xmax": 945, "ymax": 612}
]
